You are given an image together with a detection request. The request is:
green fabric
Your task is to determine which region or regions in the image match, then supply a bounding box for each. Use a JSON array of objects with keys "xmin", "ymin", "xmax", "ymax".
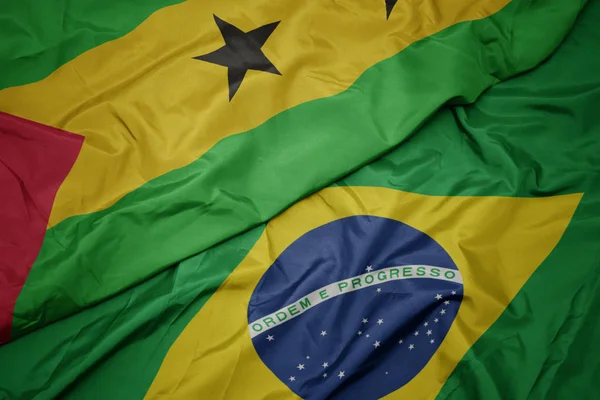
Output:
[
  {"xmin": 0, "ymin": 1, "xmax": 598, "ymax": 398},
  {"xmin": 0, "ymin": 0, "xmax": 182, "ymax": 90},
  {"xmin": 341, "ymin": 1, "xmax": 600, "ymax": 397},
  {"xmin": 0, "ymin": 225, "xmax": 264, "ymax": 400},
  {"xmin": 11, "ymin": 0, "xmax": 585, "ymax": 340}
]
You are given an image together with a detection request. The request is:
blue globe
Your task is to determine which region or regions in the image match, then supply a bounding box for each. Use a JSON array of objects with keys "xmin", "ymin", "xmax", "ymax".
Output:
[{"xmin": 248, "ymin": 216, "xmax": 463, "ymax": 399}]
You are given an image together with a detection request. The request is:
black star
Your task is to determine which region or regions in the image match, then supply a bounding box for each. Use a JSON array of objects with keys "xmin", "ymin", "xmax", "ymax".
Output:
[
  {"xmin": 386, "ymin": 0, "xmax": 398, "ymax": 19},
  {"xmin": 194, "ymin": 15, "xmax": 281, "ymax": 100}
]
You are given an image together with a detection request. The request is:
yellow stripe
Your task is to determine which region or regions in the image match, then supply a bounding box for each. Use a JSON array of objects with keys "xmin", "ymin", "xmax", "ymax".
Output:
[
  {"xmin": 144, "ymin": 186, "xmax": 580, "ymax": 399},
  {"xmin": 0, "ymin": 0, "xmax": 508, "ymax": 227}
]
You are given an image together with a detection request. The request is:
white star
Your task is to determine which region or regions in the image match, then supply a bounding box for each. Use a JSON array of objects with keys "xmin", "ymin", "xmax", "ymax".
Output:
[
  {"xmin": 322, "ymin": 362, "xmax": 329, "ymax": 368},
  {"xmin": 440, "ymin": 309, "xmax": 447, "ymax": 315},
  {"xmin": 321, "ymin": 330, "xmax": 327, "ymax": 336},
  {"xmin": 338, "ymin": 371, "xmax": 345, "ymax": 379},
  {"xmin": 357, "ymin": 330, "xmax": 363, "ymax": 335},
  {"xmin": 385, "ymin": 372, "xmax": 389, "ymax": 375},
  {"xmin": 373, "ymin": 341, "xmax": 381, "ymax": 348},
  {"xmin": 323, "ymin": 373, "xmax": 327, "ymax": 378},
  {"xmin": 424, "ymin": 322, "xmax": 429, "ymax": 327},
  {"xmin": 366, "ymin": 334, "xmax": 370, "ymax": 338},
  {"xmin": 434, "ymin": 318, "xmax": 439, "ymax": 323},
  {"xmin": 451, "ymin": 290, "xmax": 457, "ymax": 295},
  {"xmin": 376, "ymin": 288, "xmax": 382, "ymax": 293},
  {"xmin": 362, "ymin": 318, "xmax": 368, "ymax": 324},
  {"xmin": 444, "ymin": 300, "xmax": 450, "ymax": 305},
  {"xmin": 408, "ymin": 344, "xmax": 415, "ymax": 350},
  {"xmin": 430, "ymin": 339, "xmax": 435, "ymax": 344},
  {"xmin": 398, "ymin": 339, "xmax": 403, "ymax": 344},
  {"xmin": 414, "ymin": 330, "xmax": 419, "ymax": 336},
  {"xmin": 297, "ymin": 364, "xmax": 305, "ymax": 370},
  {"xmin": 306, "ymin": 356, "xmax": 310, "ymax": 359},
  {"xmin": 377, "ymin": 319, "xmax": 384, "ymax": 325},
  {"xmin": 426, "ymin": 330, "xmax": 432, "ymax": 336},
  {"xmin": 435, "ymin": 294, "xmax": 443, "ymax": 300},
  {"xmin": 366, "ymin": 266, "xmax": 373, "ymax": 272},
  {"xmin": 289, "ymin": 376, "xmax": 296, "ymax": 382},
  {"xmin": 266, "ymin": 335, "xmax": 275, "ymax": 341}
]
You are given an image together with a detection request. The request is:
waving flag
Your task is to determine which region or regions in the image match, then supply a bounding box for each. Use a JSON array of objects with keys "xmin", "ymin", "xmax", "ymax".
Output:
[
  {"xmin": 147, "ymin": 188, "xmax": 580, "ymax": 399},
  {"xmin": 1, "ymin": 0, "xmax": 599, "ymax": 399},
  {"xmin": 0, "ymin": 0, "xmax": 585, "ymax": 343}
]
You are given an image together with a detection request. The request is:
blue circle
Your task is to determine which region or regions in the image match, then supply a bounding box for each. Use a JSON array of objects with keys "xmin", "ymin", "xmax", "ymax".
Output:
[{"xmin": 248, "ymin": 216, "xmax": 463, "ymax": 399}]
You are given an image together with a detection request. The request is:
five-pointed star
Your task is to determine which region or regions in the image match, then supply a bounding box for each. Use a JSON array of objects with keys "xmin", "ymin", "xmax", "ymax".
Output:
[
  {"xmin": 398, "ymin": 339, "xmax": 403, "ymax": 344},
  {"xmin": 357, "ymin": 330, "xmax": 363, "ymax": 335},
  {"xmin": 373, "ymin": 341, "xmax": 381, "ymax": 348},
  {"xmin": 338, "ymin": 371, "xmax": 345, "ymax": 379},
  {"xmin": 297, "ymin": 364, "xmax": 305, "ymax": 370},
  {"xmin": 322, "ymin": 362, "xmax": 329, "ymax": 368},
  {"xmin": 408, "ymin": 344, "xmax": 415, "ymax": 350},
  {"xmin": 266, "ymin": 335, "xmax": 275, "ymax": 341},
  {"xmin": 366, "ymin": 334, "xmax": 370, "ymax": 338},
  {"xmin": 414, "ymin": 330, "xmax": 419, "ymax": 336},
  {"xmin": 444, "ymin": 300, "xmax": 450, "ymax": 305},
  {"xmin": 452, "ymin": 290, "xmax": 457, "ymax": 295},
  {"xmin": 306, "ymin": 356, "xmax": 310, "ymax": 359},
  {"xmin": 362, "ymin": 318, "xmax": 368, "ymax": 324},
  {"xmin": 377, "ymin": 319, "xmax": 384, "ymax": 325},
  {"xmin": 366, "ymin": 266, "xmax": 374, "ymax": 272},
  {"xmin": 376, "ymin": 288, "xmax": 382, "ymax": 293},
  {"xmin": 289, "ymin": 376, "xmax": 296, "ymax": 382},
  {"xmin": 440, "ymin": 309, "xmax": 447, "ymax": 315},
  {"xmin": 424, "ymin": 322, "xmax": 429, "ymax": 327},
  {"xmin": 426, "ymin": 330, "xmax": 432, "ymax": 336},
  {"xmin": 323, "ymin": 373, "xmax": 328, "ymax": 378},
  {"xmin": 320, "ymin": 330, "xmax": 327, "ymax": 336},
  {"xmin": 434, "ymin": 318, "xmax": 439, "ymax": 323},
  {"xmin": 385, "ymin": 0, "xmax": 399, "ymax": 19},
  {"xmin": 435, "ymin": 294, "xmax": 443, "ymax": 300},
  {"xmin": 194, "ymin": 15, "xmax": 281, "ymax": 100},
  {"xmin": 430, "ymin": 339, "xmax": 435, "ymax": 344}
]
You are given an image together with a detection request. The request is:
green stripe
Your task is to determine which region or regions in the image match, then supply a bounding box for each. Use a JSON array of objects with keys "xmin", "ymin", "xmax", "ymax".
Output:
[
  {"xmin": 0, "ymin": 0, "xmax": 181, "ymax": 90},
  {"xmin": 11, "ymin": 0, "xmax": 584, "ymax": 340},
  {"xmin": 0, "ymin": 225, "xmax": 264, "ymax": 400}
]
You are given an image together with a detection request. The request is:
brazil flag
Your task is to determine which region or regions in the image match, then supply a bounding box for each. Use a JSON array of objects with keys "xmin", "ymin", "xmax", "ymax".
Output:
[{"xmin": 1, "ymin": 0, "xmax": 599, "ymax": 398}]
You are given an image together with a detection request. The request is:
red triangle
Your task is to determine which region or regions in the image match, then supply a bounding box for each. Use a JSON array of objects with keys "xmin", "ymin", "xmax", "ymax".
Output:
[{"xmin": 0, "ymin": 112, "xmax": 83, "ymax": 343}]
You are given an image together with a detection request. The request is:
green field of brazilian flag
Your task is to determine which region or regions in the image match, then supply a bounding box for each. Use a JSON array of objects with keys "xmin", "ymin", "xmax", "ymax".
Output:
[{"xmin": 0, "ymin": 0, "xmax": 599, "ymax": 398}]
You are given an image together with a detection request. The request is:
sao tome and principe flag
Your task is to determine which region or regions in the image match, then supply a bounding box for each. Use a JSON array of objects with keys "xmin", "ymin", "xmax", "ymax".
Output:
[
  {"xmin": 2, "ymin": 0, "xmax": 586, "ymax": 345},
  {"xmin": 1, "ymin": 0, "xmax": 599, "ymax": 398}
]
